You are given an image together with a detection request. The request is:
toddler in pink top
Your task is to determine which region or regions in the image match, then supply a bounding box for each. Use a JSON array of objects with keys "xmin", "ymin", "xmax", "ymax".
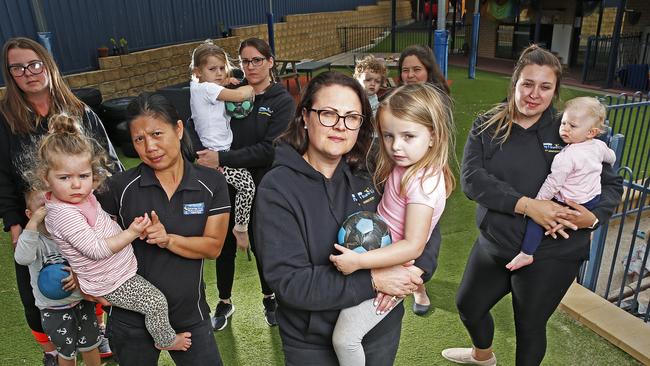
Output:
[
  {"xmin": 507, "ymin": 97, "xmax": 616, "ymax": 270},
  {"xmin": 28, "ymin": 114, "xmax": 192, "ymax": 351},
  {"xmin": 329, "ymin": 83, "xmax": 455, "ymax": 365}
]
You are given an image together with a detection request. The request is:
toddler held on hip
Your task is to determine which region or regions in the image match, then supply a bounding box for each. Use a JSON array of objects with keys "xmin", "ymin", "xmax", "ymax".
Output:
[
  {"xmin": 189, "ymin": 40, "xmax": 256, "ymax": 252},
  {"xmin": 329, "ymin": 83, "xmax": 455, "ymax": 366},
  {"xmin": 507, "ymin": 97, "xmax": 616, "ymax": 270},
  {"xmin": 28, "ymin": 114, "xmax": 191, "ymax": 351}
]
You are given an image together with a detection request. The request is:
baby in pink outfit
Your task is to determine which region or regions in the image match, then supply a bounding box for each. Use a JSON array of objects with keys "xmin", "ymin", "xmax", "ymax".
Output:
[{"xmin": 507, "ymin": 97, "xmax": 616, "ymax": 270}]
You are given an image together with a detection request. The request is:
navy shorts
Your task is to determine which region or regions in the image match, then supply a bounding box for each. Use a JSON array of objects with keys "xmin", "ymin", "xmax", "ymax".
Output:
[{"xmin": 41, "ymin": 300, "xmax": 101, "ymax": 360}]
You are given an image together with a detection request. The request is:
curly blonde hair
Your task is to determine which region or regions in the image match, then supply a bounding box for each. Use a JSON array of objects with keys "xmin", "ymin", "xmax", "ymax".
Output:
[
  {"xmin": 24, "ymin": 113, "xmax": 111, "ymax": 193},
  {"xmin": 354, "ymin": 55, "xmax": 387, "ymax": 83},
  {"xmin": 564, "ymin": 96, "xmax": 607, "ymax": 134}
]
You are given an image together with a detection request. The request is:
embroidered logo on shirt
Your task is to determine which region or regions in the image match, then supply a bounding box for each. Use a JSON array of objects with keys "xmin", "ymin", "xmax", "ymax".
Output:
[
  {"xmin": 543, "ymin": 142, "xmax": 563, "ymax": 154},
  {"xmin": 183, "ymin": 202, "xmax": 205, "ymax": 215},
  {"xmin": 351, "ymin": 187, "xmax": 377, "ymax": 205},
  {"xmin": 258, "ymin": 106, "xmax": 274, "ymax": 116}
]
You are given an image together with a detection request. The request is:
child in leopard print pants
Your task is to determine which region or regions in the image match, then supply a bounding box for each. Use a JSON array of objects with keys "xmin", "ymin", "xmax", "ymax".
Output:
[{"xmin": 29, "ymin": 114, "xmax": 193, "ymax": 352}]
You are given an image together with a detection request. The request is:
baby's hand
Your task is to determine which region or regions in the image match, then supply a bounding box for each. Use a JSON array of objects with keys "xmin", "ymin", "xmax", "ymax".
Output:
[
  {"xmin": 329, "ymin": 244, "xmax": 361, "ymax": 275},
  {"xmin": 128, "ymin": 213, "xmax": 151, "ymax": 236},
  {"xmin": 60, "ymin": 266, "xmax": 77, "ymax": 292},
  {"xmin": 228, "ymin": 77, "xmax": 241, "ymax": 85},
  {"xmin": 29, "ymin": 206, "xmax": 47, "ymax": 225}
]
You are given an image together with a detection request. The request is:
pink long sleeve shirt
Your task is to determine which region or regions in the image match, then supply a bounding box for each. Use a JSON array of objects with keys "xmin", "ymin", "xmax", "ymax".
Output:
[
  {"xmin": 536, "ymin": 139, "xmax": 616, "ymax": 204},
  {"xmin": 44, "ymin": 193, "xmax": 138, "ymax": 297}
]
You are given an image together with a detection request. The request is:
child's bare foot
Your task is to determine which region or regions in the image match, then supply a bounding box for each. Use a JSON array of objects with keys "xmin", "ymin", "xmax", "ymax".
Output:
[
  {"xmin": 506, "ymin": 252, "xmax": 534, "ymax": 271},
  {"xmin": 233, "ymin": 228, "xmax": 249, "ymax": 251},
  {"xmin": 156, "ymin": 332, "xmax": 192, "ymax": 351}
]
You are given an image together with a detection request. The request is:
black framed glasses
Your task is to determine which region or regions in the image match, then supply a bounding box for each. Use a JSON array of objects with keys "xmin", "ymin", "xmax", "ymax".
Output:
[
  {"xmin": 239, "ymin": 57, "xmax": 266, "ymax": 68},
  {"xmin": 309, "ymin": 108, "xmax": 364, "ymax": 130},
  {"xmin": 8, "ymin": 61, "xmax": 45, "ymax": 77}
]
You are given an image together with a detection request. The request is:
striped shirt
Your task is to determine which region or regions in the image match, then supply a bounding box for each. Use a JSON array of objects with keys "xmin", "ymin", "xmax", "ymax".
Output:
[{"xmin": 45, "ymin": 193, "xmax": 138, "ymax": 297}]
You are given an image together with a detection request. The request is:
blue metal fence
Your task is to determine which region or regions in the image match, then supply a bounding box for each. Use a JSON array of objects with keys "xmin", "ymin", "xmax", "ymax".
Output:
[
  {"xmin": 579, "ymin": 92, "xmax": 650, "ymax": 323},
  {"xmin": 0, "ymin": 0, "xmax": 376, "ymax": 81}
]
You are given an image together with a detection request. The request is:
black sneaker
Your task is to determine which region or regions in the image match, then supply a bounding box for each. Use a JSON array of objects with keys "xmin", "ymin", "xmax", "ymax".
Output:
[
  {"xmin": 263, "ymin": 295, "xmax": 278, "ymax": 326},
  {"xmin": 98, "ymin": 325, "xmax": 113, "ymax": 358},
  {"xmin": 42, "ymin": 353, "xmax": 58, "ymax": 366},
  {"xmin": 211, "ymin": 301, "xmax": 235, "ymax": 331}
]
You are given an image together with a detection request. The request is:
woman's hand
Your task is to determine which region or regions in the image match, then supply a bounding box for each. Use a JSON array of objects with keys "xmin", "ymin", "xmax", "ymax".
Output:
[
  {"xmin": 196, "ymin": 150, "xmax": 220, "ymax": 169},
  {"xmin": 144, "ymin": 211, "xmax": 170, "ymax": 248},
  {"xmin": 371, "ymin": 260, "xmax": 422, "ymax": 297},
  {"xmin": 329, "ymin": 244, "xmax": 361, "ymax": 275},
  {"xmin": 546, "ymin": 200, "xmax": 598, "ymax": 238},
  {"xmin": 10, "ymin": 224, "xmax": 22, "ymax": 249},
  {"xmin": 522, "ymin": 198, "xmax": 579, "ymax": 232},
  {"xmin": 374, "ymin": 292, "xmax": 403, "ymax": 314}
]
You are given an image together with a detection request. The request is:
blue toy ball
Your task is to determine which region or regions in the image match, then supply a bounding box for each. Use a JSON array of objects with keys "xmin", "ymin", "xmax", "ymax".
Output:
[
  {"xmin": 225, "ymin": 99, "xmax": 254, "ymax": 119},
  {"xmin": 38, "ymin": 263, "xmax": 72, "ymax": 300},
  {"xmin": 337, "ymin": 211, "xmax": 392, "ymax": 253}
]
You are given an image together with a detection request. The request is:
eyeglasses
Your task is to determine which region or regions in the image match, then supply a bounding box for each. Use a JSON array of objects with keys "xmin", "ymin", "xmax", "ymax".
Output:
[
  {"xmin": 309, "ymin": 108, "xmax": 364, "ymax": 130},
  {"xmin": 8, "ymin": 61, "xmax": 45, "ymax": 77},
  {"xmin": 239, "ymin": 57, "xmax": 266, "ymax": 68}
]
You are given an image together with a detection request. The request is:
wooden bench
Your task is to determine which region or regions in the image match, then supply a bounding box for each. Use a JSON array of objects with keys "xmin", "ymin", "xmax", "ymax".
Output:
[{"xmin": 275, "ymin": 59, "xmax": 301, "ymax": 93}]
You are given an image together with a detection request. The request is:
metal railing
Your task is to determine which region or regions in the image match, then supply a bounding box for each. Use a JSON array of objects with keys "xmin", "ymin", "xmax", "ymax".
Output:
[
  {"xmin": 581, "ymin": 33, "xmax": 648, "ymax": 91},
  {"xmin": 579, "ymin": 92, "xmax": 650, "ymax": 323},
  {"xmin": 337, "ymin": 23, "xmax": 466, "ymax": 55}
]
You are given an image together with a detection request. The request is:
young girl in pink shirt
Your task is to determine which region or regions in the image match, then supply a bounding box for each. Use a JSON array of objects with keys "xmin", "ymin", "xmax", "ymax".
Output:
[
  {"xmin": 27, "ymin": 114, "xmax": 192, "ymax": 351},
  {"xmin": 506, "ymin": 96, "xmax": 616, "ymax": 270},
  {"xmin": 328, "ymin": 83, "xmax": 455, "ymax": 365}
]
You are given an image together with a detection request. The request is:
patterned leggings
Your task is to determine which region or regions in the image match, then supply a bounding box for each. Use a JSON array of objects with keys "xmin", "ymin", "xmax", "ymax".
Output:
[
  {"xmin": 221, "ymin": 166, "xmax": 255, "ymax": 232},
  {"xmin": 104, "ymin": 274, "xmax": 176, "ymax": 348}
]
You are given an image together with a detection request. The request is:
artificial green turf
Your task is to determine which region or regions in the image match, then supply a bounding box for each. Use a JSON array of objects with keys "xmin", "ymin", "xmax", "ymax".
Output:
[{"xmin": 0, "ymin": 66, "xmax": 641, "ymax": 365}]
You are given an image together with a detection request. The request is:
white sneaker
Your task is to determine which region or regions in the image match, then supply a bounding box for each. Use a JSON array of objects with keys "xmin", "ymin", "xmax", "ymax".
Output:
[{"xmin": 441, "ymin": 348, "xmax": 497, "ymax": 365}]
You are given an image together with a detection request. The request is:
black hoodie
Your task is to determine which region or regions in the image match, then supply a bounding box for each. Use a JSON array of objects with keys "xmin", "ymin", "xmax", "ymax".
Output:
[
  {"xmin": 461, "ymin": 107, "xmax": 623, "ymax": 260},
  {"xmin": 255, "ymin": 143, "xmax": 440, "ymax": 351}
]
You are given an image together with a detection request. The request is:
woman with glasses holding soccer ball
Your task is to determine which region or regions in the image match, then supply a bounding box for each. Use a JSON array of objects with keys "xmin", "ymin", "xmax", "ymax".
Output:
[
  {"xmin": 0, "ymin": 37, "xmax": 122, "ymax": 365},
  {"xmin": 193, "ymin": 37, "xmax": 296, "ymax": 331}
]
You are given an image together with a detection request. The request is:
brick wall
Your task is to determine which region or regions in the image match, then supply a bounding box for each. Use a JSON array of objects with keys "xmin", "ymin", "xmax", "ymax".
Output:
[{"xmin": 232, "ymin": 0, "xmax": 412, "ymax": 60}]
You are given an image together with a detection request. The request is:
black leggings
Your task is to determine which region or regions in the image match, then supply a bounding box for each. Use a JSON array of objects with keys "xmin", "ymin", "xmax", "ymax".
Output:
[
  {"xmin": 456, "ymin": 242, "xmax": 581, "ymax": 366},
  {"xmin": 216, "ymin": 185, "xmax": 272, "ymax": 300},
  {"xmin": 15, "ymin": 261, "xmax": 45, "ymax": 333}
]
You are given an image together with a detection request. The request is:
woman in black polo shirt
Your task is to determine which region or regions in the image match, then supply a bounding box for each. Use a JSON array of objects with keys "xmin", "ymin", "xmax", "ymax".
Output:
[{"xmin": 99, "ymin": 93, "xmax": 230, "ymax": 366}]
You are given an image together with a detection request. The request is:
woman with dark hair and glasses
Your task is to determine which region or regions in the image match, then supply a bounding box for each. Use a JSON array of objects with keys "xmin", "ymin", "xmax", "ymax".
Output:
[
  {"xmin": 0, "ymin": 37, "xmax": 121, "ymax": 365},
  {"xmin": 254, "ymin": 71, "xmax": 440, "ymax": 365},
  {"xmin": 193, "ymin": 37, "xmax": 296, "ymax": 330}
]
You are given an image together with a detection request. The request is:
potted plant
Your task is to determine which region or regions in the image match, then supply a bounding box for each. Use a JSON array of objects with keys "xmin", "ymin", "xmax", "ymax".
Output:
[
  {"xmin": 218, "ymin": 22, "xmax": 229, "ymax": 38},
  {"xmin": 110, "ymin": 38, "xmax": 119, "ymax": 56},
  {"xmin": 119, "ymin": 37, "xmax": 129, "ymax": 55},
  {"xmin": 97, "ymin": 45, "xmax": 109, "ymax": 58}
]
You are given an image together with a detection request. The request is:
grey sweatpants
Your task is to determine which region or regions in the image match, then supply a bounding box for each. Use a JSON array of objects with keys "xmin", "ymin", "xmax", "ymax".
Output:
[{"xmin": 332, "ymin": 297, "xmax": 403, "ymax": 366}]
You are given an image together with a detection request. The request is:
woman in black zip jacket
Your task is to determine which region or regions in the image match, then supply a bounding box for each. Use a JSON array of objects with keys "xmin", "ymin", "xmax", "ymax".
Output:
[
  {"xmin": 0, "ymin": 37, "xmax": 122, "ymax": 364},
  {"xmin": 254, "ymin": 71, "xmax": 440, "ymax": 365},
  {"xmin": 442, "ymin": 45, "xmax": 622, "ymax": 366},
  {"xmin": 193, "ymin": 38, "xmax": 296, "ymax": 330}
]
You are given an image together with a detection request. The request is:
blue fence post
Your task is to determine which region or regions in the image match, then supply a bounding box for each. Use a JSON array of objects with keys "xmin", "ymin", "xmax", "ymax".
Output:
[
  {"xmin": 434, "ymin": 30, "xmax": 448, "ymax": 79},
  {"xmin": 37, "ymin": 32, "xmax": 54, "ymax": 57},
  {"xmin": 468, "ymin": 12, "xmax": 479, "ymax": 79}
]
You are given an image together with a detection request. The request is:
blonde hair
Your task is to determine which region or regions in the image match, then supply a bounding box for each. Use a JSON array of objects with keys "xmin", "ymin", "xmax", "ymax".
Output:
[
  {"xmin": 1, "ymin": 37, "xmax": 86, "ymax": 135},
  {"xmin": 354, "ymin": 55, "xmax": 387, "ymax": 83},
  {"xmin": 190, "ymin": 40, "xmax": 234, "ymax": 80},
  {"xmin": 374, "ymin": 83, "xmax": 456, "ymax": 197},
  {"xmin": 564, "ymin": 96, "xmax": 607, "ymax": 134},
  {"xmin": 480, "ymin": 44, "xmax": 562, "ymax": 143},
  {"xmin": 24, "ymin": 114, "xmax": 111, "ymax": 193}
]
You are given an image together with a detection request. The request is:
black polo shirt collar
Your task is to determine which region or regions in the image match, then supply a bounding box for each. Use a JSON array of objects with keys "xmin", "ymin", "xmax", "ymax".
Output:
[{"xmin": 138, "ymin": 158, "xmax": 203, "ymax": 192}]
